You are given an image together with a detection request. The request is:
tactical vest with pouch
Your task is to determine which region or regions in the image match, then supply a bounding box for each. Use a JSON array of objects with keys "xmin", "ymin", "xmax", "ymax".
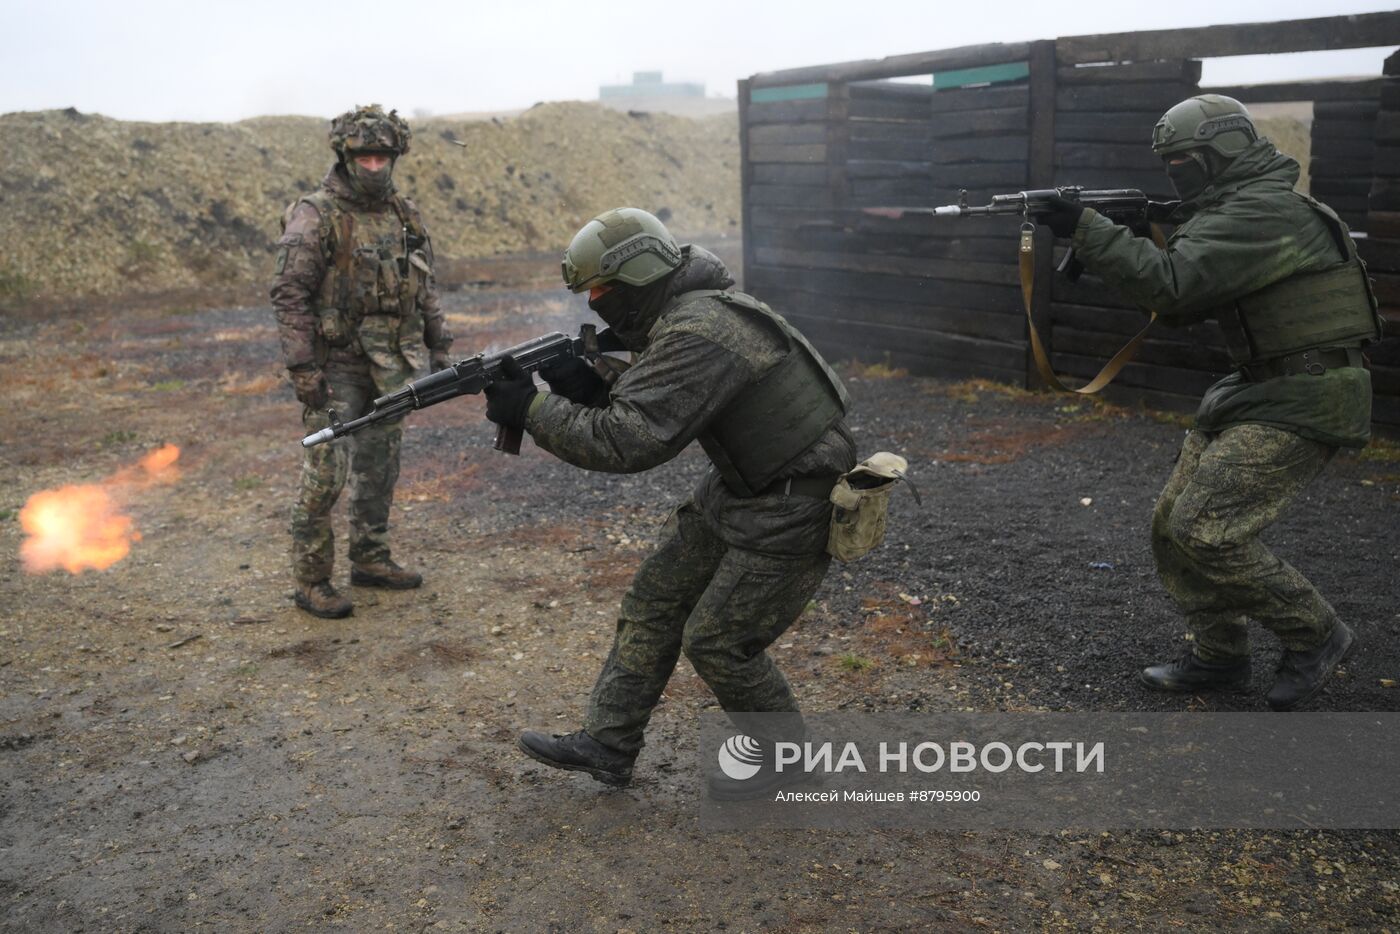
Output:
[
  {"xmin": 679, "ymin": 290, "xmax": 849, "ymax": 497},
  {"xmin": 280, "ymin": 190, "xmax": 433, "ymax": 380},
  {"xmin": 1215, "ymin": 195, "xmax": 1383, "ymax": 367}
]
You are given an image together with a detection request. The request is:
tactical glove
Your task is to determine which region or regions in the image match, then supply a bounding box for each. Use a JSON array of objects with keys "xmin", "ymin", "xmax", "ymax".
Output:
[
  {"xmin": 290, "ymin": 368, "xmax": 330, "ymax": 410},
  {"xmin": 1042, "ymin": 195, "xmax": 1085, "ymax": 239},
  {"xmin": 429, "ymin": 349, "xmax": 453, "ymax": 374},
  {"xmin": 483, "ymin": 355, "xmax": 537, "ymax": 431},
  {"xmin": 539, "ymin": 356, "xmax": 608, "ymax": 406}
]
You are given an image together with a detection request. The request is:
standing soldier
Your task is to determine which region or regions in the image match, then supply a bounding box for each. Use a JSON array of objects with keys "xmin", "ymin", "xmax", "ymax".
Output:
[
  {"xmin": 483, "ymin": 208, "xmax": 856, "ymax": 796},
  {"xmin": 1040, "ymin": 95, "xmax": 1383, "ymax": 710},
  {"xmin": 271, "ymin": 105, "xmax": 453, "ymax": 619}
]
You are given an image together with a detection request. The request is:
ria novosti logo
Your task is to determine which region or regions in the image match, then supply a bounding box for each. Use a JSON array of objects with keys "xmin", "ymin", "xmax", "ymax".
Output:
[{"xmin": 717, "ymin": 734, "xmax": 764, "ymax": 780}]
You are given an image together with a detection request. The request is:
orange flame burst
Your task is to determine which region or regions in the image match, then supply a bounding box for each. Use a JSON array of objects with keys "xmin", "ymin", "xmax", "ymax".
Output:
[{"xmin": 19, "ymin": 443, "xmax": 181, "ymax": 575}]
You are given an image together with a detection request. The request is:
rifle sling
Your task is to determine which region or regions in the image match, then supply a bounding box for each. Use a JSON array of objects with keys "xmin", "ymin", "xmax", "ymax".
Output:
[{"xmin": 1017, "ymin": 221, "xmax": 1164, "ymax": 395}]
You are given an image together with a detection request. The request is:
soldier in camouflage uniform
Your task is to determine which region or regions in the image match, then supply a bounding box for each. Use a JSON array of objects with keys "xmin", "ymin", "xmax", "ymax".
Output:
[
  {"xmin": 1041, "ymin": 95, "xmax": 1382, "ymax": 710},
  {"xmin": 483, "ymin": 208, "xmax": 856, "ymax": 796},
  {"xmin": 270, "ymin": 105, "xmax": 453, "ymax": 618}
]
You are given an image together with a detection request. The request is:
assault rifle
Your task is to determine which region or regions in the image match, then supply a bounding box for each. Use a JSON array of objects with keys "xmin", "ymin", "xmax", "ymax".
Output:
[
  {"xmin": 300, "ymin": 327, "xmax": 624, "ymax": 455},
  {"xmin": 866, "ymin": 186, "xmax": 1159, "ymax": 277}
]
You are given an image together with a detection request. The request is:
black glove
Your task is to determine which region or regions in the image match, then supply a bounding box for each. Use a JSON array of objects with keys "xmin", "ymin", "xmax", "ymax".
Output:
[
  {"xmin": 290, "ymin": 368, "xmax": 330, "ymax": 410},
  {"xmin": 1041, "ymin": 194, "xmax": 1085, "ymax": 239},
  {"xmin": 429, "ymin": 349, "xmax": 452, "ymax": 374},
  {"xmin": 539, "ymin": 356, "xmax": 607, "ymax": 406},
  {"xmin": 483, "ymin": 355, "xmax": 537, "ymax": 430},
  {"xmin": 1146, "ymin": 200, "xmax": 1181, "ymax": 223}
]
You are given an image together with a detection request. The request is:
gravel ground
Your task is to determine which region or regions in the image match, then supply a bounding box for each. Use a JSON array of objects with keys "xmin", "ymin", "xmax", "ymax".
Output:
[{"xmin": 2, "ymin": 266, "xmax": 1399, "ymax": 931}]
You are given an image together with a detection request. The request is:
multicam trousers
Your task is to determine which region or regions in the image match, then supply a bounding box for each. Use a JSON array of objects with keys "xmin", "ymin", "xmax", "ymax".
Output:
[
  {"xmin": 585, "ymin": 501, "xmax": 830, "ymax": 755},
  {"xmin": 291, "ymin": 367, "xmax": 409, "ymax": 585},
  {"xmin": 1151, "ymin": 423, "xmax": 1340, "ymax": 663}
]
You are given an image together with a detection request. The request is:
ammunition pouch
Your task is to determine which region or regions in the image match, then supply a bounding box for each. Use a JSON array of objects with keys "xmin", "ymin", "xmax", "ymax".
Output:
[{"xmin": 827, "ymin": 453, "xmax": 918, "ymax": 563}]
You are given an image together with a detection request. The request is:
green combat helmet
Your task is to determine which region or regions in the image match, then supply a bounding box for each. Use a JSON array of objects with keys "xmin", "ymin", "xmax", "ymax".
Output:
[
  {"xmin": 328, "ymin": 104, "xmax": 412, "ymax": 160},
  {"xmin": 562, "ymin": 207, "xmax": 682, "ymax": 292},
  {"xmin": 1151, "ymin": 94, "xmax": 1257, "ymax": 160}
]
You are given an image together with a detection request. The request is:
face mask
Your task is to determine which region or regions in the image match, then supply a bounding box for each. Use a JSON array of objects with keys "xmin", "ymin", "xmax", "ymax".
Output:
[
  {"xmin": 1164, "ymin": 152, "xmax": 1210, "ymax": 201},
  {"xmin": 345, "ymin": 155, "xmax": 395, "ymax": 200},
  {"xmin": 588, "ymin": 286, "xmax": 650, "ymax": 351}
]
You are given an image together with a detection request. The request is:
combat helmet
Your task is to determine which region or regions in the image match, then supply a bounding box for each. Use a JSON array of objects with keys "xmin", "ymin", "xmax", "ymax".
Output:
[
  {"xmin": 1151, "ymin": 94, "xmax": 1257, "ymax": 160},
  {"xmin": 562, "ymin": 208, "xmax": 682, "ymax": 293},
  {"xmin": 329, "ymin": 104, "xmax": 412, "ymax": 160}
]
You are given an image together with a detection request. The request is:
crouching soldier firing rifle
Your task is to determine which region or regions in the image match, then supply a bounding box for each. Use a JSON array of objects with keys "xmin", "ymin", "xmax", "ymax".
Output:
[
  {"xmin": 1033, "ymin": 95, "xmax": 1383, "ymax": 709},
  {"xmin": 482, "ymin": 208, "xmax": 858, "ymax": 798}
]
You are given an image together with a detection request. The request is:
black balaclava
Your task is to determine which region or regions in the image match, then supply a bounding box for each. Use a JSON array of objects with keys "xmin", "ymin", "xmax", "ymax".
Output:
[
  {"xmin": 588, "ymin": 275, "xmax": 673, "ymax": 352},
  {"xmin": 344, "ymin": 152, "xmax": 396, "ymax": 202},
  {"xmin": 1164, "ymin": 149, "xmax": 1230, "ymax": 201}
]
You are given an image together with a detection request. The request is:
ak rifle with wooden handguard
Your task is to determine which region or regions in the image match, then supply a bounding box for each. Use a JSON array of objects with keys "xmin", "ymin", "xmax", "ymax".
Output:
[
  {"xmin": 870, "ymin": 186, "xmax": 1151, "ymax": 277},
  {"xmin": 300, "ymin": 327, "xmax": 624, "ymax": 455}
]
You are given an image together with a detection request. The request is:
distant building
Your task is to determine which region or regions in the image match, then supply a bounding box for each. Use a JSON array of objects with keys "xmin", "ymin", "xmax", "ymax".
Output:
[
  {"xmin": 600, "ymin": 71, "xmax": 705, "ymax": 101},
  {"xmin": 597, "ymin": 71, "xmax": 734, "ymax": 118}
]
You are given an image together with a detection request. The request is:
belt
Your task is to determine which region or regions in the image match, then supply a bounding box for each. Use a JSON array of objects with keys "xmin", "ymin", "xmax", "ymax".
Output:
[
  {"xmin": 756, "ymin": 475, "xmax": 841, "ymax": 500},
  {"xmin": 1241, "ymin": 347, "xmax": 1364, "ymax": 382}
]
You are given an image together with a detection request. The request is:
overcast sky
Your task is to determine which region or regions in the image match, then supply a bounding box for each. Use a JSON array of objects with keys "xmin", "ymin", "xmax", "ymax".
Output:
[{"xmin": 3, "ymin": 0, "xmax": 1397, "ymax": 122}]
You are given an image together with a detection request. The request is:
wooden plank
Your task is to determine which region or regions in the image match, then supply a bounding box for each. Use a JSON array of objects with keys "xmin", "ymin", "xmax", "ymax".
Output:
[
  {"xmin": 751, "ymin": 224, "xmax": 1018, "ymax": 262},
  {"xmin": 1369, "ymin": 177, "xmax": 1400, "ymax": 213},
  {"xmin": 1057, "ymin": 60, "xmax": 1202, "ymax": 86},
  {"xmin": 1055, "ymin": 141, "xmax": 1171, "ymax": 172},
  {"xmin": 930, "ymin": 136, "xmax": 1028, "ymax": 164},
  {"xmin": 1358, "ymin": 236, "xmax": 1400, "ymax": 271},
  {"xmin": 1052, "ymin": 325, "xmax": 1233, "ymax": 372},
  {"xmin": 754, "ymin": 246, "xmax": 1020, "ymax": 286},
  {"xmin": 929, "ymin": 107, "xmax": 1028, "ymax": 139},
  {"xmin": 1051, "ymin": 272, "xmax": 1142, "ymax": 310},
  {"xmin": 765, "ymin": 285, "xmax": 1027, "ymax": 342},
  {"xmin": 849, "ymin": 138, "xmax": 933, "ymax": 162},
  {"xmin": 1049, "ymin": 350, "xmax": 1221, "ymax": 397},
  {"xmin": 850, "ymin": 178, "xmax": 933, "ymax": 203},
  {"xmin": 1371, "ymin": 272, "xmax": 1400, "ymax": 306},
  {"xmin": 1051, "ymin": 301, "xmax": 1222, "ymax": 346},
  {"xmin": 850, "ymin": 98, "xmax": 935, "ymax": 122},
  {"xmin": 1204, "ymin": 79, "xmax": 1382, "ymax": 105},
  {"xmin": 1056, "ymin": 84, "xmax": 1195, "ymax": 112},
  {"xmin": 1375, "ymin": 112, "xmax": 1400, "ymax": 142},
  {"xmin": 750, "ymin": 42, "xmax": 1032, "ymax": 88},
  {"xmin": 748, "ymin": 141, "xmax": 828, "ymax": 163},
  {"xmin": 1310, "ymin": 135, "xmax": 1378, "ymax": 160},
  {"xmin": 827, "ymin": 82, "xmax": 851, "ymax": 214},
  {"xmin": 747, "ymin": 204, "xmax": 1021, "ymax": 239},
  {"xmin": 850, "ymin": 121, "xmax": 933, "ymax": 140},
  {"xmin": 749, "ymin": 184, "xmax": 836, "ymax": 208},
  {"xmin": 748, "ymin": 122, "xmax": 828, "ymax": 146},
  {"xmin": 738, "ymin": 77, "xmax": 755, "ymax": 293},
  {"xmin": 928, "ymin": 84, "xmax": 1030, "ymax": 114},
  {"xmin": 1056, "ymin": 13, "xmax": 1400, "ymax": 65},
  {"xmin": 752, "ymin": 163, "xmax": 828, "ymax": 186},
  {"xmin": 846, "ymin": 159, "xmax": 933, "ymax": 180},
  {"xmin": 747, "ymin": 263, "xmax": 1023, "ymax": 313},
  {"xmin": 925, "ymin": 162, "xmax": 1028, "ymax": 188},
  {"xmin": 746, "ymin": 99, "xmax": 827, "ymax": 124},
  {"xmin": 1310, "ymin": 156, "xmax": 1378, "ymax": 179},
  {"xmin": 787, "ymin": 313, "xmax": 1030, "ymax": 374},
  {"xmin": 1314, "ymin": 100, "xmax": 1381, "ymax": 121},
  {"xmin": 1055, "ymin": 111, "xmax": 1166, "ymax": 143},
  {"xmin": 1368, "ymin": 211, "xmax": 1400, "ymax": 238},
  {"xmin": 850, "ymin": 81, "xmax": 934, "ymax": 100},
  {"xmin": 1047, "ymin": 167, "xmax": 1173, "ymax": 197},
  {"xmin": 1311, "ymin": 178, "xmax": 1374, "ymax": 198}
]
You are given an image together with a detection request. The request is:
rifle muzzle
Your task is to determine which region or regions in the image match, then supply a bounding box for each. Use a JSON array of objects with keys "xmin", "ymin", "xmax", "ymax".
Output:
[{"xmin": 301, "ymin": 427, "xmax": 336, "ymax": 448}]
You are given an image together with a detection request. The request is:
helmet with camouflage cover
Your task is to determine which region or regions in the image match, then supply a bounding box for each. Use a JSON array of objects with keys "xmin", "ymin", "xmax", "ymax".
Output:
[
  {"xmin": 329, "ymin": 104, "xmax": 412, "ymax": 160},
  {"xmin": 1151, "ymin": 94, "xmax": 1257, "ymax": 160},
  {"xmin": 562, "ymin": 207, "xmax": 682, "ymax": 293}
]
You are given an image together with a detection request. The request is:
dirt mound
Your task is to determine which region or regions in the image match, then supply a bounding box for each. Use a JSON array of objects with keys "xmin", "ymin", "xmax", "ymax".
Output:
[{"xmin": 0, "ymin": 103, "xmax": 739, "ymax": 304}]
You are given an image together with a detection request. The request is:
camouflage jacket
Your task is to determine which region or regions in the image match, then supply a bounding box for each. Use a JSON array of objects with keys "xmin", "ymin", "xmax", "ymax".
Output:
[
  {"xmin": 1072, "ymin": 140, "xmax": 1372, "ymax": 447},
  {"xmin": 525, "ymin": 247, "xmax": 856, "ymax": 555},
  {"xmin": 270, "ymin": 165, "xmax": 451, "ymax": 374}
]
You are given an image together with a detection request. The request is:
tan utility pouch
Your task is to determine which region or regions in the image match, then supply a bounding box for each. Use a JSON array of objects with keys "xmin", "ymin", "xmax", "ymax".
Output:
[{"xmin": 827, "ymin": 452, "xmax": 918, "ymax": 562}]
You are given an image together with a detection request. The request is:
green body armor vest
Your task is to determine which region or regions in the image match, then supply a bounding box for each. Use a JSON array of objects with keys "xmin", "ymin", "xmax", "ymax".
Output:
[
  {"xmin": 683, "ymin": 290, "xmax": 849, "ymax": 497},
  {"xmin": 1216, "ymin": 197, "xmax": 1383, "ymax": 366}
]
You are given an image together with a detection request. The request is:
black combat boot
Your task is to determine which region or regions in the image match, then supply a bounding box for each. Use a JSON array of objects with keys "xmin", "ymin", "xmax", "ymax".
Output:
[
  {"xmin": 350, "ymin": 558, "xmax": 423, "ymax": 590},
  {"xmin": 1266, "ymin": 621, "xmax": 1355, "ymax": 712},
  {"xmin": 294, "ymin": 580, "xmax": 353, "ymax": 619},
  {"xmin": 1140, "ymin": 651, "xmax": 1250, "ymax": 692},
  {"xmin": 517, "ymin": 730, "xmax": 635, "ymax": 787}
]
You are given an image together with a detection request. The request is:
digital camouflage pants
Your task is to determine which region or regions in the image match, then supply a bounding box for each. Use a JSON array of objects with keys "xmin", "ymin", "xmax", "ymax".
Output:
[
  {"xmin": 291, "ymin": 368, "xmax": 408, "ymax": 584},
  {"xmin": 585, "ymin": 501, "xmax": 830, "ymax": 755},
  {"xmin": 1151, "ymin": 423, "xmax": 1340, "ymax": 663}
]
